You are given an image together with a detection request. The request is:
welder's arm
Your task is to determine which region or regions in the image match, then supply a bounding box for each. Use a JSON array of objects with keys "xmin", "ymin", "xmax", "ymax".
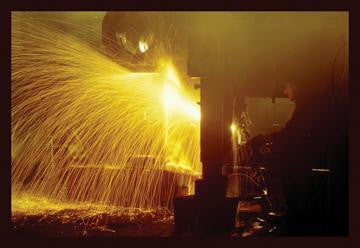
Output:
[
  {"xmin": 245, "ymin": 134, "xmax": 271, "ymax": 164},
  {"xmin": 246, "ymin": 107, "xmax": 300, "ymax": 162},
  {"xmin": 247, "ymin": 134, "xmax": 267, "ymax": 151},
  {"xmin": 268, "ymin": 105, "xmax": 302, "ymax": 147}
]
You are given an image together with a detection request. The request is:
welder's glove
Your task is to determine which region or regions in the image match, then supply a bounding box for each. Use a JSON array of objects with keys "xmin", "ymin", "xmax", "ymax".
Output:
[
  {"xmin": 246, "ymin": 134, "xmax": 274, "ymax": 164},
  {"xmin": 247, "ymin": 134, "xmax": 267, "ymax": 151}
]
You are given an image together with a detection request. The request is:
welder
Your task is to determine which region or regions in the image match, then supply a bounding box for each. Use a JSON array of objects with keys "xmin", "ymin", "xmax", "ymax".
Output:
[{"xmin": 247, "ymin": 80, "xmax": 336, "ymax": 235}]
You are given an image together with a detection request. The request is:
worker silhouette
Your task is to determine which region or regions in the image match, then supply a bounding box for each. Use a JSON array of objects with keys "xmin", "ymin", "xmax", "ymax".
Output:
[{"xmin": 247, "ymin": 81, "xmax": 333, "ymax": 235}]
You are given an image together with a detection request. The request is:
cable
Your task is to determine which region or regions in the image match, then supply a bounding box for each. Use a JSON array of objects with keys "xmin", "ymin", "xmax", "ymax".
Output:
[{"xmin": 228, "ymin": 168, "xmax": 273, "ymax": 207}]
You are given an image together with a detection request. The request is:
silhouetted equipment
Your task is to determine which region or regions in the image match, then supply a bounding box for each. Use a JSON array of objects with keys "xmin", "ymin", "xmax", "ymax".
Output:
[
  {"xmin": 174, "ymin": 12, "xmax": 348, "ymax": 235},
  {"xmin": 102, "ymin": 12, "xmax": 348, "ymax": 235}
]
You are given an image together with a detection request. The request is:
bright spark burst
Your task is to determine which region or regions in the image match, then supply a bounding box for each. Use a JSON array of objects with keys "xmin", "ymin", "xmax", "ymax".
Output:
[
  {"xmin": 11, "ymin": 13, "xmax": 201, "ymax": 214},
  {"xmin": 162, "ymin": 76, "xmax": 201, "ymax": 120}
]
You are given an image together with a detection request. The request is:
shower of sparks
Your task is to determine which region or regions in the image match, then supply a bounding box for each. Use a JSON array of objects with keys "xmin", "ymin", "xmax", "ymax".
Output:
[{"xmin": 11, "ymin": 13, "xmax": 201, "ymax": 216}]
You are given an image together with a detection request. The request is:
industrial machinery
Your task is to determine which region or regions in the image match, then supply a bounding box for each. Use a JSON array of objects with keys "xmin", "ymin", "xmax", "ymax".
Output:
[
  {"xmin": 101, "ymin": 12, "xmax": 348, "ymax": 235},
  {"xmin": 176, "ymin": 12, "xmax": 348, "ymax": 235},
  {"xmin": 10, "ymin": 12, "xmax": 348, "ymax": 237}
]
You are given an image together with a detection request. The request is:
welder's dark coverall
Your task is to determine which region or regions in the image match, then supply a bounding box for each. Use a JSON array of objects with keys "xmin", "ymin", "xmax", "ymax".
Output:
[
  {"xmin": 250, "ymin": 92, "xmax": 330, "ymax": 228},
  {"xmin": 270, "ymin": 93, "xmax": 328, "ymax": 227}
]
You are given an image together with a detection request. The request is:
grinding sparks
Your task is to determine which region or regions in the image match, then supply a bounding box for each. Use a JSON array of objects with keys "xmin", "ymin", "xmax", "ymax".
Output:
[
  {"xmin": 11, "ymin": 13, "xmax": 201, "ymax": 215},
  {"xmin": 161, "ymin": 63, "xmax": 200, "ymax": 120},
  {"xmin": 162, "ymin": 83, "xmax": 201, "ymax": 120}
]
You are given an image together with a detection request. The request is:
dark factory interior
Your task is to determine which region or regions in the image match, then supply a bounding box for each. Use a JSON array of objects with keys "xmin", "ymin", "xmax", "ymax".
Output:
[{"xmin": 10, "ymin": 12, "xmax": 348, "ymax": 237}]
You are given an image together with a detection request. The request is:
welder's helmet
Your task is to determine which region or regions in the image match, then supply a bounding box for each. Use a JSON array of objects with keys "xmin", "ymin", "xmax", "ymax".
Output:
[
  {"xmin": 278, "ymin": 82, "xmax": 296, "ymax": 100},
  {"xmin": 292, "ymin": 42, "xmax": 347, "ymax": 100},
  {"xmin": 277, "ymin": 58, "xmax": 335, "ymax": 101}
]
